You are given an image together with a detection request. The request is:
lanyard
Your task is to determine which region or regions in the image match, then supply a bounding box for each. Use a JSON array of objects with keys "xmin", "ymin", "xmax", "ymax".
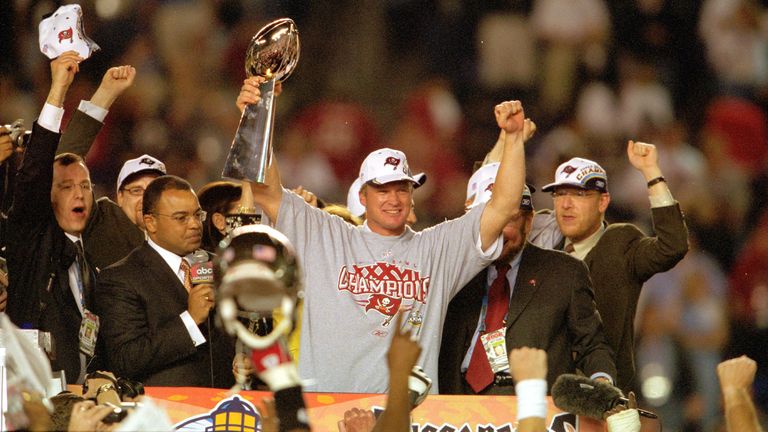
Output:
[{"xmin": 74, "ymin": 262, "xmax": 86, "ymax": 313}]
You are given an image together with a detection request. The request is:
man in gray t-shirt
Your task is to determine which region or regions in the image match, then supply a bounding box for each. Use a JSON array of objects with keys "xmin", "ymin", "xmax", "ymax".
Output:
[{"xmin": 242, "ymin": 90, "xmax": 532, "ymax": 392}]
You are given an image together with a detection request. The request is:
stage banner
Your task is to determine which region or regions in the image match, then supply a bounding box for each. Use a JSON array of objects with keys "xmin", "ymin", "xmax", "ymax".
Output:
[{"xmin": 139, "ymin": 387, "xmax": 607, "ymax": 431}]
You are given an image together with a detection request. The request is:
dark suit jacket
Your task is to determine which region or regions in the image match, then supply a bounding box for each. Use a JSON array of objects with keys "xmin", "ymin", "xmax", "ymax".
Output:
[
  {"xmin": 96, "ymin": 242, "xmax": 234, "ymax": 387},
  {"xmin": 577, "ymin": 205, "xmax": 688, "ymax": 392},
  {"xmin": 58, "ymin": 109, "xmax": 144, "ymax": 271},
  {"xmin": 439, "ymin": 242, "xmax": 616, "ymax": 394},
  {"xmin": 6, "ymin": 123, "xmax": 96, "ymax": 381}
]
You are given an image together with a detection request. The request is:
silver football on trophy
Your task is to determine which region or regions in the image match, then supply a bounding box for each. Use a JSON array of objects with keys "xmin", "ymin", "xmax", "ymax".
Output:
[
  {"xmin": 245, "ymin": 18, "xmax": 300, "ymax": 81},
  {"xmin": 223, "ymin": 18, "xmax": 300, "ymax": 183}
]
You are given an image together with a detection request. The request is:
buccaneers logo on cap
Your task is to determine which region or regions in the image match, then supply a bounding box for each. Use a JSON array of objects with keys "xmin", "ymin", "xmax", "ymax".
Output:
[
  {"xmin": 58, "ymin": 28, "xmax": 73, "ymax": 44},
  {"xmin": 139, "ymin": 157, "xmax": 156, "ymax": 166},
  {"xmin": 561, "ymin": 165, "xmax": 577, "ymax": 177},
  {"xmin": 384, "ymin": 157, "xmax": 400, "ymax": 170}
]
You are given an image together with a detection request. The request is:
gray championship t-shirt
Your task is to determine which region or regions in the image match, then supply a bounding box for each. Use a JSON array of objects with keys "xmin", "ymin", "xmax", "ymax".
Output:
[{"xmin": 276, "ymin": 189, "xmax": 501, "ymax": 393}]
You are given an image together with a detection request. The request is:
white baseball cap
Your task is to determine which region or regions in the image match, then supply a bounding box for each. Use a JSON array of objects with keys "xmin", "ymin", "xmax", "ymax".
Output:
[
  {"xmin": 117, "ymin": 154, "xmax": 167, "ymax": 192},
  {"xmin": 466, "ymin": 162, "xmax": 534, "ymax": 210},
  {"xmin": 348, "ymin": 171, "xmax": 427, "ymax": 217},
  {"xmin": 39, "ymin": 4, "xmax": 100, "ymax": 60},
  {"xmin": 359, "ymin": 148, "xmax": 419, "ymax": 186},
  {"xmin": 541, "ymin": 157, "xmax": 608, "ymax": 192}
]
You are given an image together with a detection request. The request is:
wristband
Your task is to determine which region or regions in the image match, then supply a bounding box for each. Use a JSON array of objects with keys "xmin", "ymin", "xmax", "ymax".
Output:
[
  {"xmin": 606, "ymin": 408, "xmax": 641, "ymax": 432},
  {"xmin": 646, "ymin": 176, "xmax": 666, "ymax": 188},
  {"xmin": 515, "ymin": 379, "xmax": 547, "ymax": 420}
]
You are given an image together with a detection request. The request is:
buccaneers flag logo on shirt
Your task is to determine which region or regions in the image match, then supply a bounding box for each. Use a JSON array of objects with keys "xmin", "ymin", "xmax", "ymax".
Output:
[
  {"xmin": 338, "ymin": 261, "xmax": 430, "ymax": 317},
  {"xmin": 365, "ymin": 294, "xmax": 402, "ymax": 316}
]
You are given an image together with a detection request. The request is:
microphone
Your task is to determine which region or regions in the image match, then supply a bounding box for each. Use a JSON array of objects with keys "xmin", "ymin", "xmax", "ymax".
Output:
[
  {"xmin": 551, "ymin": 374, "xmax": 658, "ymax": 420},
  {"xmin": 188, "ymin": 250, "xmax": 214, "ymax": 286},
  {"xmin": 187, "ymin": 249, "xmax": 216, "ymax": 387}
]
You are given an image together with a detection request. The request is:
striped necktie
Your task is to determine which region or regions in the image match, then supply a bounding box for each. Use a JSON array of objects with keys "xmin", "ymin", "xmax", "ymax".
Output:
[{"xmin": 180, "ymin": 259, "xmax": 192, "ymax": 292}]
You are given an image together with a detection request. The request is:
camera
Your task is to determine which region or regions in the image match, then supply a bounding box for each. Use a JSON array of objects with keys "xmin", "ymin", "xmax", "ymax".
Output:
[
  {"xmin": 82, "ymin": 372, "xmax": 146, "ymax": 424},
  {"xmin": 1, "ymin": 119, "xmax": 32, "ymax": 150}
]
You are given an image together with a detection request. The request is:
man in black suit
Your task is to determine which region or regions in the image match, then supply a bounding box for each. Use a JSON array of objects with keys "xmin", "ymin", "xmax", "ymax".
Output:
[
  {"xmin": 6, "ymin": 51, "xmax": 116, "ymax": 384},
  {"xmin": 439, "ymin": 162, "xmax": 616, "ymax": 394},
  {"xmin": 96, "ymin": 175, "xmax": 232, "ymax": 387},
  {"xmin": 53, "ymin": 65, "xmax": 146, "ymax": 272}
]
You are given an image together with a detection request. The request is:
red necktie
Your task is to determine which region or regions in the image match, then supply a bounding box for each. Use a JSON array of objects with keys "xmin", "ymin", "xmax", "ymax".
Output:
[{"xmin": 465, "ymin": 264, "xmax": 511, "ymax": 393}]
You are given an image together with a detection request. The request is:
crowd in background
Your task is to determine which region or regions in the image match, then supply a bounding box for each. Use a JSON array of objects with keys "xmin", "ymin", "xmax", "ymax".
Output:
[{"xmin": 3, "ymin": 0, "xmax": 768, "ymax": 430}]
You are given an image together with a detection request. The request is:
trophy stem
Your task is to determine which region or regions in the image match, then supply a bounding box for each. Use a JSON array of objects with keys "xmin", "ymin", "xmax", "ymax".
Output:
[{"xmin": 222, "ymin": 78, "xmax": 278, "ymax": 183}]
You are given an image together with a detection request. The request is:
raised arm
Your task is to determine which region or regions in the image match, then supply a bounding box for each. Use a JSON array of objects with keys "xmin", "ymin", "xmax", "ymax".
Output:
[
  {"xmin": 45, "ymin": 51, "xmax": 81, "ymax": 110},
  {"xmin": 479, "ymin": 101, "xmax": 528, "ymax": 250},
  {"xmin": 625, "ymin": 140, "xmax": 689, "ymax": 280},
  {"xmin": 482, "ymin": 118, "xmax": 537, "ymax": 166},
  {"xmin": 626, "ymin": 140, "xmax": 669, "ymax": 200},
  {"xmin": 235, "ymin": 76, "xmax": 285, "ymax": 222},
  {"xmin": 718, "ymin": 355, "xmax": 765, "ymax": 432},
  {"xmin": 11, "ymin": 52, "xmax": 80, "ymax": 221},
  {"xmin": 57, "ymin": 65, "xmax": 136, "ymax": 157}
]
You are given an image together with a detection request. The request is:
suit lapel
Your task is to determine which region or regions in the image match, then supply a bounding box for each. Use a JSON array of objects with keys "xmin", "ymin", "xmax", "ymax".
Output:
[
  {"xmin": 582, "ymin": 220, "xmax": 608, "ymax": 267},
  {"xmin": 54, "ymin": 236, "xmax": 84, "ymax": 316},
  {"xmin": 506, "ymin": 245, "xmax": 541, "ymax": 328},
  {"xmin": 137, "ymin": 243, "xmax": 189, "ymax": 306}
]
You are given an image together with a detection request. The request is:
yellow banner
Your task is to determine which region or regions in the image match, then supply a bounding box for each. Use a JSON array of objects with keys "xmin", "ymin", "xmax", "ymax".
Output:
[{"xmin": 138, "ymin": 387, "xmax": 608, "ymax": 431}]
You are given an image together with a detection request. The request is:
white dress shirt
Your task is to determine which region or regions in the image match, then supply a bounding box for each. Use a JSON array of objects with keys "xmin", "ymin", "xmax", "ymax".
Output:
[{"xmin": 147, "ymin": 238, "xmax": 206, "ymax": 347}]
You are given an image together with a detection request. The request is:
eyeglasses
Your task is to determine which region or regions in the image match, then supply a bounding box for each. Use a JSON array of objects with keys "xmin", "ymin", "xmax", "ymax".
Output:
[
  {"xmin": 551, "ymin": 189, "xmax": 600, "ymax": 199},
  {"xmin": 121, "ymin": 186, "xmax": 146, "ymax": 197},
  {"xmin": 152, "ymin": 210, "xmax": 207, "ymax": 224},
  {"xmin": 56, "ymin": 181, "xmax": 93, "ymax": 193}
]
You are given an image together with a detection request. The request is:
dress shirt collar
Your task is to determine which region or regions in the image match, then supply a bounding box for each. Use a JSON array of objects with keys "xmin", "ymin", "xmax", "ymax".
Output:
[
  {"xmin": 565, "ymin": 223, "xmax": 606, "ymax": 260},
  {"xmin": 64, "ymin": 232, "xmax": 82, "ymax": 244},
  {"xmin": 147, "ymin": 237, "xmax": 185, "ymax": 275}
]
